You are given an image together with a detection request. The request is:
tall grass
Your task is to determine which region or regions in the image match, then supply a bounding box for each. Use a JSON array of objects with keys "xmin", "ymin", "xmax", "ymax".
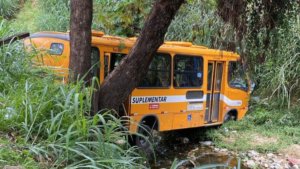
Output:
[
  {"xmin": 34, "ymin": 0, "xmax": 70, "ymax": 32},
  {"xmin": 251, "ymin": 19, "xmax": 300, "ymax": 108},
  {"xmin": 0, "ymin": 0, "xmax": 21, "ymax": 19},
  {"xmin": 0, "ymin": 19, "xmax": 147, "ymax": 168}
]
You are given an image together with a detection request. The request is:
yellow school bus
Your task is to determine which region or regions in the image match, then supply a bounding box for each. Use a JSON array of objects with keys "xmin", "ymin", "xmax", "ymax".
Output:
[{"xmin": 24, "ymin": 31, "xmax": 250, "ymax": 148}]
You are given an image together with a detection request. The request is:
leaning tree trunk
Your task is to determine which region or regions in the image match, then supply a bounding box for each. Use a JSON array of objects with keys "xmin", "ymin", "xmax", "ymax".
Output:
[
  {"xmin": 69, "ymin": 0, "xmax": 93, "ymax": 83},
  {"xmin": 99, "ymin": 0, "xmax": 184, "ymax": 110}
]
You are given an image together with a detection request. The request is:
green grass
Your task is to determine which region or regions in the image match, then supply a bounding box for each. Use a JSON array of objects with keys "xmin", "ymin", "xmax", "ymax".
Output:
[
  {"xmin": 10, "ymin": 0, "xmax": 40, "ymax": 32},
  {"xmin": 11, "ymin": 0, "xmax": 69, "ymax": 33},
  {"xmin": 0, "ymin": 133, "xmax": 42, "ymax": 169},
  {"xmin": 0, "ymin": 19, "xmax": 148, "ymax": 169},
  {"xmin": 207, "ymin": 106, "xmax": 300, "ymax": 153},
  {"xmin": 0, "ymin": 0, "xmax": 21, "ymax": 19}
]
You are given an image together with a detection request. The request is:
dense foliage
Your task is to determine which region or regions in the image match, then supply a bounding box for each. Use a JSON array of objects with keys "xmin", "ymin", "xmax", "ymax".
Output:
[
  {"xmin": 0, "ymin": 19, "xmax": 147, "ymax": 168},
  {"xmin": 1, "ymin": 0, "xmax": 300, "ymax": 167}
]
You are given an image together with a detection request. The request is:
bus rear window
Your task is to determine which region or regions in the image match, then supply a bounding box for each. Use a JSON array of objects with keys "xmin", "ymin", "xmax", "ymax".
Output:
[
  {"xmin": 138, "ymin": 53, "xmax": 171, "ymax": 88},
  {"xmin": 50, "ymin": 43, "xmax": 64, "ymax": 55},
  {"xmin": 173, "ymin": 55, "xmax": 203, "ymax": 88}
]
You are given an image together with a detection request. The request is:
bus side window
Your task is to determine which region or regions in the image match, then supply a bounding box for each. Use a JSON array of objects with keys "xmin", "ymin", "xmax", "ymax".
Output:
[
  {"xmin": 138, "ymin": 53, "xmax": 171, "ymax": 88},
  {"xmin": 110, "ymin": 53, "xmax": 127, "ymax": 73},
  {"xmin": 173, "ymin": 55, "xmax": 203, "ymax": 88},
  {"xmin": 104, "ymin": 53, "xmax": 126, "ymax": 78},
  {"xmin": 91, "ymin": 47, "xmax": 100, "ymax": 78},
  {"xmin": 104, "ymin": 55, "xmax": 109, "ymax": 78}
]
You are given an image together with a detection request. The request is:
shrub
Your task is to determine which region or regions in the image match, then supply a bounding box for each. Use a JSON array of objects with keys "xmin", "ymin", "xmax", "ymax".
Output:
[{"xmin": 0, "ymin": 19, "xmax": 147, "ymax": 168}]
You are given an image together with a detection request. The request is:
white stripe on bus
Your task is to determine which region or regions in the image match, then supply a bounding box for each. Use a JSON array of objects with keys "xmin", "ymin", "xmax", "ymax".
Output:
[
  {"xmin": 220, "ymin": 94, "xmax": 242, "ymax": 106},
  {"xmin": 131, "ymin": 94, "xmax": 242, "ymax": 106}
]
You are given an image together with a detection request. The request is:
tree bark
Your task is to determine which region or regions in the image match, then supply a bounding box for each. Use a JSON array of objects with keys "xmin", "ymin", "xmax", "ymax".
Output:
[
  {"xmin": 69, "ymin": 0, "xmax": 93, "ymax": 83},
  {"xmin": 99, "ymin": 0, "xmax": 184, "ymax": 110}
]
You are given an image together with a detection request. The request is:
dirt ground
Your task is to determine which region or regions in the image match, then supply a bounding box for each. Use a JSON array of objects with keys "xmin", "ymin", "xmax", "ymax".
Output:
[{"xmin": 279, "ymin": 144, "xmax": 300, "ymax": 159}]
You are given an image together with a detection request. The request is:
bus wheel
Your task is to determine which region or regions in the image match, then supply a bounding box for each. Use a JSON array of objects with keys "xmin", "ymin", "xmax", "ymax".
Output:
[{"xmin": 136, "ymin": 124, "xmax": 153, "ymax": 150}]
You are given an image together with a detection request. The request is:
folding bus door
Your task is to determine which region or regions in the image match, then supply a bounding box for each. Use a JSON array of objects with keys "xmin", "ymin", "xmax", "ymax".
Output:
[{"xmin": 205, "ymin": 61, "xmax": 224, "ymax": 123}]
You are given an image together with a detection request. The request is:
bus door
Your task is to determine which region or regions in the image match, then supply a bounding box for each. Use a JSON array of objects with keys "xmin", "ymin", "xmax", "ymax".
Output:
[{"xmin": 205, "ymin": 61, "xmax": 224, "ymax": 123}]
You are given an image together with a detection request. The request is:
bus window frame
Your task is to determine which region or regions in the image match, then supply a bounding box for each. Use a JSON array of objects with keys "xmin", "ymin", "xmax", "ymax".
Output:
[
  {"xmin": 137, "ymin": 53, "xmax": 172, "ymax": 89},
  {"xmin": 173, "ymin": 54, "xmax": 204, "ymax": 89},
  {"xmin": 227, "ymin": 61, "xmax": 249, "ymax": 92}
]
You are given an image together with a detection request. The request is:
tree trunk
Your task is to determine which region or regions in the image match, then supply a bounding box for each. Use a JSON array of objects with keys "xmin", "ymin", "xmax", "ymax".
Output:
[
  {"xmin": 69, "ymin": 0, "xmax": 93, "ymax": 83},
  {"xmin": 99, "ymin": 0, "xmax": 184, "ymax": 110}
]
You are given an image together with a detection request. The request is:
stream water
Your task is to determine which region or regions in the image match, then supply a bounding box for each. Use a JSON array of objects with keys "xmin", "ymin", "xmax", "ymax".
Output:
[{"xmin": 150, "ymin": 132, "xmax": 248, "ymax": 169}]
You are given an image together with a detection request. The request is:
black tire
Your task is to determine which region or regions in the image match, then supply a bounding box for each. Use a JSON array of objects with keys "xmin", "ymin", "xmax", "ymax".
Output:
[{"xmin": 135, "ymin": 124, "xmax": 153, "ymax": 150}]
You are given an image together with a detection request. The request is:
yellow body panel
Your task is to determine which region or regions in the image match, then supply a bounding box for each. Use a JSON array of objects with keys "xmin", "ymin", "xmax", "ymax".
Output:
[{"xmin": 24, "ymin": 31, "xmax": 250, "ymax": 133}]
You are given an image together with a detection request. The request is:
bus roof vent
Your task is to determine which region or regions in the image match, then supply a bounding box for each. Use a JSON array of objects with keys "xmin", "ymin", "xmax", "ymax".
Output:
[
  {"xmin": 191, "ymin": 45, "xmax": 208, "ymax": 49},
  {"xmin": 164, "ymin": 41, "xmax": 193, "ymax": 47},
  {"xmin": 91, "ymin": 30, "xmax": 105, "ymax": 37}
]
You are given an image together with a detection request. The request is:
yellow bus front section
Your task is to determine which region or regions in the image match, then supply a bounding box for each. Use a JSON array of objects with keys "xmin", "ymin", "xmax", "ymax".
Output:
[{"xmin": 128, "ymin": 54, "xmax": 250, "ymax": 133}]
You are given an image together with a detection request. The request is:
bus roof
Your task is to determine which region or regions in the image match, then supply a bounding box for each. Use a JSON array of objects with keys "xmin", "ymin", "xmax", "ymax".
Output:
[{"xmin": 29, "ymin": 31, "xmax": 240, "ymax": 58}]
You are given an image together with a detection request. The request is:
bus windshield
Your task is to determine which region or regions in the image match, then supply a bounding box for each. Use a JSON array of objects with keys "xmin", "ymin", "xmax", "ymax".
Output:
[{"xmin": 228, "ymin": 61, "xmax": 249, "ymax": 91}]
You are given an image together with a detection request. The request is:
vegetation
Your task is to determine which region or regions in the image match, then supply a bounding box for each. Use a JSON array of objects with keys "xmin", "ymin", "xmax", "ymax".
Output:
[
  {"xmin": 0, "ymin": 0, "xmax": 21, "ymax": 19},
  {"xmin": 1, "ymin": 0, "xmax": 300, "ymax": 167},
  {"xmin": 207, "ymin": 0, "xmax": 300, "ymax": 153},
  {"xmin": 207, "ymin": 105, "xmax": 300, "ymax": 153},
  {"xmin": 0, "ymin": 19, "xmax": 148, "ymax": 168}
]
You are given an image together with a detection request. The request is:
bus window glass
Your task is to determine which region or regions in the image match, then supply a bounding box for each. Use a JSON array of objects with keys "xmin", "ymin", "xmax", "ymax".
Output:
[
  {"xmin": 228, "ymin": 61, "xmax": 249, "ymax": 91},
  {"xmin": 215, "ymin": 63, "xmax": 223, "ymax": 91},
  {"xmin": 207, "ymin": 63, "xmax": 213, "ymax": 91},
  {"xmin": 104, "ymin": 55, "xmax": 109, "ymax": 77},
  {"xmin": 91, "ymin": 47, "xmax": 100, "ymax": 77},
  {"xmin": 50, "ymin": 43, "xmax": 64, "ymax": 55},
  {"xmin": 173, "ymin": 55, "xmax": 203, "ymax": 88},
  {"xmin": 138, "ymin": 53, "xmax": 171, "ymax": 88},
  {"xmin": 110, "ymin": 53, "xmax": 127, "ymax": 72}
]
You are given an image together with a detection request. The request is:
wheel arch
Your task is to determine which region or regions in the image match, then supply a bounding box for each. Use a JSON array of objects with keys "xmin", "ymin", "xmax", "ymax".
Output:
[
  {"xmin": 138, "ymin": 114, "xmax": 160, "ymax": 131},
  {"xmin": 224, "ymin": 108, "xmax": 238, "ymax": 121}
]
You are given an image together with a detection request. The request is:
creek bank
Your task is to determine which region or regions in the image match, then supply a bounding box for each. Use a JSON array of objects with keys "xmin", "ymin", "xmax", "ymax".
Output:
[
  {"xmin": 240, "ymin": 150, "xmax": 300, "ymax": 169},
  {"xmin": 151, "ymin": 134, "xmax": 248, "ymax": 168},
  {"xmin": 185, "ymin": 142, "xmax": 300, "ymax": 169},
  {"xmin": 151, "ymin": 129, "xmax": 300, "ymax": 169}
]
